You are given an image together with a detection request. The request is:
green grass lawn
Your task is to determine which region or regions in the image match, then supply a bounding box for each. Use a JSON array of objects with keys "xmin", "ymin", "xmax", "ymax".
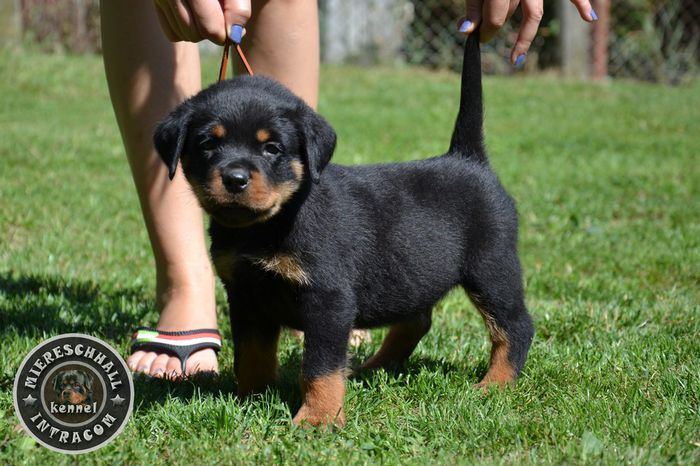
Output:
[{"xmin": 1, "ymin": 48, "xmax": 699, "ymax": 464}]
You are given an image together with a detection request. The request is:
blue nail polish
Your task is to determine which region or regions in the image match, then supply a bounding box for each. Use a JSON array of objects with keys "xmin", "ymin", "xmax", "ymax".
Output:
[
  {"xmin": 515, "ymin": 54, "xmax": 526, "ymax": 68},
  {"xmin": 459, "ymin": 20, "xmax": 472, "ymax": 33},
  {"xmin": 590, "ymin": 9, "xmax": 598, "ymax": 21},
  {"xmin": 230, "ymin": 24, "xmax": 244, "ymax": 44}
]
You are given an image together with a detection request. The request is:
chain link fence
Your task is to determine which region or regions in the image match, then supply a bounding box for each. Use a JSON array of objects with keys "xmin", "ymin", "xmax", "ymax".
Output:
[
  {"xmin": 320, "ymin": 0, "xmax": 700, "ymax": 82},
  {"xmin": 604, "ymin": 0, "xmax": 700, "ymax": 83},
  {"xmin": 10, "ymin": 0, "xmax": 700, "ymax": 83}
]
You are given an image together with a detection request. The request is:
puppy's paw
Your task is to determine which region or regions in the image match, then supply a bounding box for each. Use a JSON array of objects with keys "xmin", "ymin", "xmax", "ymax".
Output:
[
  {"xmin": 473, "ymin": 377, "xmax": 515, "ymax": 393},
  {"xmin": 292, "ymin": 404, "xmax": 345, "ymax": 428}
]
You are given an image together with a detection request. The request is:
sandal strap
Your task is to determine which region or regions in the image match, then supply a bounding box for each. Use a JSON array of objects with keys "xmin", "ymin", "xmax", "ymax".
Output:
[
  {"xmin": 131, "ymin": 327, "xmax": 222, "ymax": 373},
  {"xmin": 132, "ymin": 326, "xmax": 222, "ymax": 347}
]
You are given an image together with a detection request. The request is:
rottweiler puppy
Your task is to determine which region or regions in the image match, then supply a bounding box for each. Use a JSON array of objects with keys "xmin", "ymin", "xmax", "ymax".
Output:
[
  {"xmin": 53, "ymin": 370, "xmax": 93, "ymax": 405},
  {"xmin": 154, "ymin": 33, "xmax": 534, "ymax": 427}
]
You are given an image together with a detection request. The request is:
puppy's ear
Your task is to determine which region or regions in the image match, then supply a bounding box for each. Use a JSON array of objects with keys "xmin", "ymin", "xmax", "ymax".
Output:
[
  {"xmin": 153, "ymin": 103, "xmax": 193, "ymax": 180},
  {"xmin": 296, "ymin": 106, "xmax": 336, "ymax": 184},
  {"xmin": 80, "ymin": 371, "xmax": 93, "ymax": 393},
  {"xmin": 53, "ymin": 374, "xmax": 62, "ymax": 392}
]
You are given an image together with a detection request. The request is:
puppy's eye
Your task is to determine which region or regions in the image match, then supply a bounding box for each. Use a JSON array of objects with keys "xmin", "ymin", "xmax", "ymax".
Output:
[
  {"xmin": 200, "ymin": 138, "xmax": 218, "ymax": 151},
  {"xmin": 263, "ymin": 142, "xmax": 284, "ymax": 156}
]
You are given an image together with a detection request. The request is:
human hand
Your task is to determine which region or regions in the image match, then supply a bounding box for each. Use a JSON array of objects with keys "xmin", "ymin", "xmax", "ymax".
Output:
[
  {"xmin": 458, "ymin": 0, "xmax": 598, "ymax": 66},
  {"xmin": 153, "ymin": 0, "xmax": 251, "ymax": 45}
]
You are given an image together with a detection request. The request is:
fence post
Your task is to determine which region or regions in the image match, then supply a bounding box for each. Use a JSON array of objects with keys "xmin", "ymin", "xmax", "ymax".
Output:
[
  {"xmin": 0, "ymin": 0, "xmax": 22, "ymax": 44},
  {"xmin": 74, "ymin": 0, "xmax": 89, "ymax": 53},
  {"xmin": 559, "ymin": 0, "xmax": 591, "ymax": 78},
  {"xmin": 591, "ymin": 0, "xmax": 610, "ymax": 80}
]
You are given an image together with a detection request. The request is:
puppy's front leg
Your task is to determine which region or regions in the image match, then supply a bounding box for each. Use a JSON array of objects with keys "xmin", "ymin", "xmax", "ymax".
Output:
[
  {"xmin": 293, "ymin": 305, "xmax": 352, "ymax": 427},
  {"xmin": 233, "ymin": 322, "xmax": 281, "ymax": 397}
]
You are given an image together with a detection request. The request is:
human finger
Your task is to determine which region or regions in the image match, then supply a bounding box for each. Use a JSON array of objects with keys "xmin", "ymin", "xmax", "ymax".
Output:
[
  {"xmin": 457, "ymin": 0, "xmax": 482, "ymax": 36},
  {"xmin": 161, "ymin": 1, "xmax": 195, "ymax": 41},
  {"xmin": 570, "ymin": 0, "xmax": 598, "ymax": 22},
  {"xmin": 187, "ymin": 0, "xmax": 227, "ymax": 44},
  {"xmin": 481, "ymin": 0, "xmax": 512, "ymax": 42},
  {"xmin": 154, "ymin": 1, "xmax": 182, "ymax": 41},
  {"xmin": 171, "ymin": 0, "xmax": 203, "ymax": 42},
  {"xmin": 222, "ymin": 0, "xmax": 252, "ymax": 42},
  {"xmin": 510, "ymin": 0, "xmax": 544, "ymax": 66}
]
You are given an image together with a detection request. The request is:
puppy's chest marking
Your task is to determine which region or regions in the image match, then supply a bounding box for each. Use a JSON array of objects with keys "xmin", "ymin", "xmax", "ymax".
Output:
[
  {"xmin": 212, "ymin": 249, "xmax": 310, "ymax": 286},
  {"xmin": 253, "ymin": 253, "xmax": 311, "ymax": 286}
]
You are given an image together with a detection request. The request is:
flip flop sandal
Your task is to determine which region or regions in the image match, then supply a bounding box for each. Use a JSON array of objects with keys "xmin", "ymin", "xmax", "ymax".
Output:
[{"xmin": 131, "ymin": 327, "xmax": 222, "ymax": 374}]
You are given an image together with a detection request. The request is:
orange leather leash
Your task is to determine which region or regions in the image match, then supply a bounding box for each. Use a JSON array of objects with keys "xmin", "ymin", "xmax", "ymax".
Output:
[{"xmin": 218, "ymin": 38, "xmax": 254, "ymax": 82}]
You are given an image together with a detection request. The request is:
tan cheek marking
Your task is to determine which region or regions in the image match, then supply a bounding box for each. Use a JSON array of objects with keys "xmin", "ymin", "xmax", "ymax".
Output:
[
  {"xmin": 250, "ymin": 180, "xmax": 301, "ymax": 222},
  {"xmin": 468, "ymin": 293, "xmax": 515, "ymax": 389},
  {"xmin": 207, "ymin": 169, "xmax": 231, "ymax": 204},
  {"xmin": 276, "ymin": 180, "xmax": 300, "ymax": 204},
  {"xmin": 293, "ymin": 371, "xmax": 346, "ymax": 427},
  {"xmin": 254, "ymin": 253, "xmax": 311, "ymax": 286},
  {"xmin": 212, "ymin": 124, "xmax": 226, "ymax": 138},
  {"xmin": 255, "ymin": 129, "xmax": 270, "ymax": 143},
  {"xmin": 212, "ymin": 250, "xmax": 238, "ymax": 283},
  {"xmin": 68, "ymin": 391, "xmax": 87, "ymax": 404},
  {"xmin": 236, "ymin": 333, "xmax": 280, "ymax": 396},
  {"xmin": 290, "ymin": 159, "xmax": 304, "ymax": 181},
  {"xmin": 245, "ymin": 171, "xmax": 276, "ymax": 210}
]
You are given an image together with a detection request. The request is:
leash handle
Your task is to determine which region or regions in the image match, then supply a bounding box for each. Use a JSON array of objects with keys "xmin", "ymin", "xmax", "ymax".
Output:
[{"xmin": 218, "ymin": 39, "xmax": 254, "ymax": 82}]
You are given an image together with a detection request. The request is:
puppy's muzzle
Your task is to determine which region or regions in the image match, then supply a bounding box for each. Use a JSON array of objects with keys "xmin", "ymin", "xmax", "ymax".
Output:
[{"xmin": 222, "ymin": 167, "xmax": 250, "ymax": 193}]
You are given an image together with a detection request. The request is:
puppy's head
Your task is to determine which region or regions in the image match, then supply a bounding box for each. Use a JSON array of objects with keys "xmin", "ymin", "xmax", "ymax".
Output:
[
  {"xmin": 154, "ymin": 76, "xmax": 336, "ymax": 228},
  {"xmin": 53, "ymin": 370, "xmax": 93, "ymax": 405}
]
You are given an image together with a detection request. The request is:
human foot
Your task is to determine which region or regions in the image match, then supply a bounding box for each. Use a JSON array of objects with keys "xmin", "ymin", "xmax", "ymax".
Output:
[{"xmin": 127, "ymin": 285, "xmax": 219, "ymax": 377}]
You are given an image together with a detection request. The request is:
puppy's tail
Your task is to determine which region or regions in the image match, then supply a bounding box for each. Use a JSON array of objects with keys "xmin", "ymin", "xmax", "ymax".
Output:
[{"xmin": 448, "ymin": 30, "xmax": 486, "ymax": 162}]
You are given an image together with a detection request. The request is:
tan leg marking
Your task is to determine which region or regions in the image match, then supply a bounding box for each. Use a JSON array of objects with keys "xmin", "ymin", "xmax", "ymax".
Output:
[
  {"xmin": 469, "ymin": 294, "xmax": 516, "ymax": 389},
  {"xmin": 362, "ymin": 320, "xmax": 425, "ymax": 370},
  {"xmin": 253, "ymin": 253, "xmax": 311, "ymax": 286},
  {"xmin": 475, "ymin": 339, "xmax": 515, "ymax": 389},
  {"xmin": 236, "ymin": 332, "xmax": 280, "ymax": 396},
  {"xmin": 293, "ymin": 371, "xmax": 346, "ymax": 427}
]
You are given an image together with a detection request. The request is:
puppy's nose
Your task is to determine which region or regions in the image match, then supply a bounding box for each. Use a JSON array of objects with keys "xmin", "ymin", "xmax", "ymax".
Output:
[{"xmin": 222, "ymin": 168, "xmax": 250, "ymax": 193}]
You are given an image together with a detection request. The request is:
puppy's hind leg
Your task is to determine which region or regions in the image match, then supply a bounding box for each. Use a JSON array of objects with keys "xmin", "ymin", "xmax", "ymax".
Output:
[
  {"xmin": 462, "ymin": 255, "xmax": 534, "ymax": 389},
  {"xmin": 361, "ymin": 312, "xmax": 432, "ymax": 371}
]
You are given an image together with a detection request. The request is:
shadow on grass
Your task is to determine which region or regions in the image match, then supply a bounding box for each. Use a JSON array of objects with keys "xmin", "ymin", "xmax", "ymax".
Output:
[
  {"xmin": 131, "ymin": 363, "xmax": 304, "ymax": 415},
  {"xmin": 0, "ymin": 271, "xmax": 150, "ymax": 339},
  {"xmin": 130, "ymin": 350, "xmax": 470, "ymax": 416},
  {"xmin": 1, "ymin": 272, "xmax": 482, "ymax": 413},
  {"xmin": 348, "ymin": 354, "xmax": 475, "ymax": 386}
]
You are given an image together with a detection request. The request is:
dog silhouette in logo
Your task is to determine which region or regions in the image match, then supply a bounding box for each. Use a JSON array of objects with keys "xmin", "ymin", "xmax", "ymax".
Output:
[{"xmin": 53, "ymin": 370, "xmax": 93, "ymax": 405}]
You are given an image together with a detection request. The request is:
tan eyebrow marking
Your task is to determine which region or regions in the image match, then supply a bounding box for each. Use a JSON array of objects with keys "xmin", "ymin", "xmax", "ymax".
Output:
[
  {"xmin": 212, "ymin": 124, "xmax": 226, "ymax": 138},
  {"xmin": 255, "ymin": 129, "xmax": 271, "ymax": 143}
]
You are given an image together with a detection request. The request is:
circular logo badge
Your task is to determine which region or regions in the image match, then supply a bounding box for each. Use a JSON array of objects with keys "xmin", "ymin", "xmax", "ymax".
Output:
[{"xmin": 13, "ymin": 334, "xmax": 133, "ymax": 454}]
